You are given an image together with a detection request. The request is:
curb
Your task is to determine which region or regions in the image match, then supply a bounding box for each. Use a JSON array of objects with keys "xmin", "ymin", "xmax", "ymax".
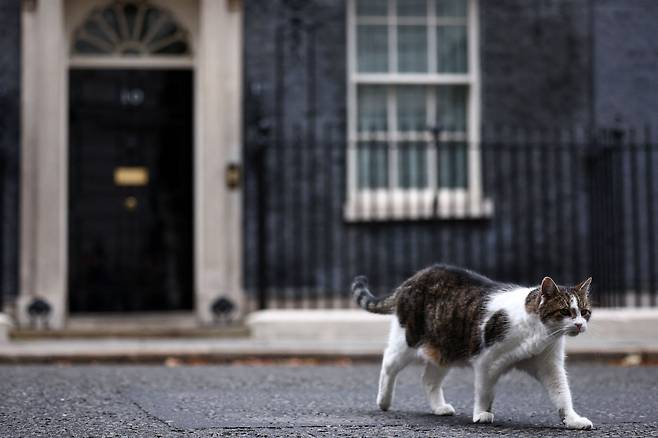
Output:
[
  {"xmin": 0, "ymin": 351, "xmax": 382, "ymax": 365},
  {"xmin": 1, "ymin": 351, "xmax": 656, "ymax": 365}
]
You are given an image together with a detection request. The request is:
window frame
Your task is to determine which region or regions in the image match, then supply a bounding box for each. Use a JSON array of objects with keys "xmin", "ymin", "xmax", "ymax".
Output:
[{"xmin": 345, "ymin": 0, "xmax": 490, "ymax": 221}]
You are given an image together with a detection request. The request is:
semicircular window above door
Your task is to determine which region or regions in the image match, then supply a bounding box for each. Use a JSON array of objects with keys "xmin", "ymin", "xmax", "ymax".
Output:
[{"xmin": 72, "ymin": 0, "xmax": 191, "ymax": 56}]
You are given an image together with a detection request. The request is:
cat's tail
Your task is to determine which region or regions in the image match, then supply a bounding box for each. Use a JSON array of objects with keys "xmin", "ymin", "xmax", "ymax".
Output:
[{"xmin": 352, "ymin": 275, "xmax": 397, "ymax": 314}]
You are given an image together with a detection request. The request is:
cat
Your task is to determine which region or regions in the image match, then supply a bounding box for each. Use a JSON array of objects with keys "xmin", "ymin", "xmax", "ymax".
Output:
[{"xmin": 352, "ymin": 264, "xmax": 594, "ymax": 430}]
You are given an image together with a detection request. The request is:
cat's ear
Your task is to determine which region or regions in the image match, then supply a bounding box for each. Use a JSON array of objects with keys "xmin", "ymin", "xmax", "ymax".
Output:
[
  {"xmin": 575, "ymin": 277, "xmax": 592, "ymax": 295},
  {"xmin": 540, "ymin": 276, "xmax": 559, "ymax": 297}
]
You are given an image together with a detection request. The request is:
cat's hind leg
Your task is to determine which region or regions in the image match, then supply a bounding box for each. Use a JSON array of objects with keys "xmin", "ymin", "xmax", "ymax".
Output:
[
  {"xmin": 422, "ymin": 362, "xmax": 455, "ymax": 415},
  {"xmin": 377, "ymin": 318, "xmax": 415, "ymax": 411}
]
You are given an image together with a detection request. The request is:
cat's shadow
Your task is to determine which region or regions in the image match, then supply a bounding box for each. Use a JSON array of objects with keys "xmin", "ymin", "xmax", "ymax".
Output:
[{"xmin": 359, "ymin": 409, "xmax": 565, "ymax": 432}]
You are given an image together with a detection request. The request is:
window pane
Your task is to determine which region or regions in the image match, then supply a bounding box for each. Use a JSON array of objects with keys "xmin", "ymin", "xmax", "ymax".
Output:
[
  {"xmin": 398, "ymin": 142, "xmax": 428, "ymax": 188},
  {"xmin": 73, "ymin": 3, "xmax": 190, "ymax": 56},
  {"xmin": 436, "ymin": 25, "xmax": 467, "ymax": 73},
  {"xmin": 397, "ymin": 25, "xmax": 428, "ymax": 73},
  {"xmin": 397, "ymin": 0, "xmax": 427, "ymax": 16},
  {"xmin": 437, "ymin": 142, "xmax": 467, "ymax": 188},
  {"xmin": 397, "ymin": 86, "xmax": 426, "ymax": 131},
  {"xmin": 358, "ymin": 142, "xmax": 389, "ymax": 189},
  {"xmin": 357, "ymin": 0, "xmax": 388, "ymax": 16},
  {"xmin": 436, "ymin": 86, "xmax": 467, "ymax": 132},
  {"xmin": 436, "ymin": 0, "xmax": 467, "ymax": 17},
  {"xmin": 358, "ymin": 85, "xmax": 388, "ymax": 132},
  {"xmin": 357, "ymin": 25, "xmax": 389, "ymax": 73}
]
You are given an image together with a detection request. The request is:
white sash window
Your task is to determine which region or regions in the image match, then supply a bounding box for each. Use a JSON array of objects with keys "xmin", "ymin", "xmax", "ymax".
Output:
[{"xmin": 346, "ymin": 0, "xmax": 490, "ymax": 220}]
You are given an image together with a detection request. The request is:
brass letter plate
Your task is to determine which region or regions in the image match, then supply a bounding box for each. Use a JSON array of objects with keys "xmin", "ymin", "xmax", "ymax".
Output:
[{"xmin": 114, "ymin": 166, "xmax": 149, "ymax": 186}]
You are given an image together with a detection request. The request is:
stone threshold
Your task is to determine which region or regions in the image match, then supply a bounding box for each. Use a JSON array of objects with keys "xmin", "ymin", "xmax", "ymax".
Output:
[{"xmin": 10, "ymin": 312, "xmax": 247, "ymax": 339}]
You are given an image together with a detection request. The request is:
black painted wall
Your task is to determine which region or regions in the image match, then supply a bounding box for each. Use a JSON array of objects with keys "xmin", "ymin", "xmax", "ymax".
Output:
[
  {"xmin": 594, "ymin": 0, "xmax": 658, "ymax": 129},
  {"xmin": 0, "ymin": 0, "xmax": 20, "ymax": 304},
  {"xmin": 480, "ymin": 0, "xmax": 592, "ymax": 128},
  {"xmin": 243, "ymin": 0, "xmax": 350, "ymax": 302},
  {"xmin": 243, "ymin": 0, "xmax": 658, "ymax": 306},
  {"xmin": 0, "ymin": 0, "xmax": 656, "ymax": 307}
]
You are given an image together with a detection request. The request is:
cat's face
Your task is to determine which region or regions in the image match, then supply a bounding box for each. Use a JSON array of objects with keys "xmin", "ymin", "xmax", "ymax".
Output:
[{"xmin": 537, "ymin": 276, "xmax": 592, "ymax": 337}]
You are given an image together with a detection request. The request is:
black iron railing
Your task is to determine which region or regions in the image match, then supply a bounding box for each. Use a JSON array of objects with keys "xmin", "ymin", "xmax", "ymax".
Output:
[
  {"xmin": 0, "ymin": 150, "xmax": 4, "ymax": 313},
  {"xmin": 245, "ymin": 126, "xmax": 658, "ymax": 309}
]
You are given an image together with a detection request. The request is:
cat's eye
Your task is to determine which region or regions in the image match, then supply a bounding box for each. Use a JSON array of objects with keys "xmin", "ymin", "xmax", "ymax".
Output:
[
  {"xmin": 581, "ymin": 309, "xmax": 590, "ymax": 317},
  {"xmin": 560, "ymin": 309, "xmax": 570, "ymax": 317}
]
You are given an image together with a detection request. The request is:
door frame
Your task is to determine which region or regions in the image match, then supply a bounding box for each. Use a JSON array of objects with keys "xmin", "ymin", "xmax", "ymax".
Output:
[{"xmin": 19, "ymin": 0, "xmax": 244, "ymax": 327}]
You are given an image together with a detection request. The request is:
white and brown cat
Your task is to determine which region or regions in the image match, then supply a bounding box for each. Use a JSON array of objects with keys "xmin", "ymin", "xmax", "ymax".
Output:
[{"xmin": 353, "ymin": 264, "xmax": 594, "ymax": 430}]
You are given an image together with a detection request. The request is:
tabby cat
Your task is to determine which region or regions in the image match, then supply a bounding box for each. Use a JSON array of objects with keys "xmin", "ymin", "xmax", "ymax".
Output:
[{"xmin": 352, "ymin": 264, "xmax": 593, "ymax": 430}]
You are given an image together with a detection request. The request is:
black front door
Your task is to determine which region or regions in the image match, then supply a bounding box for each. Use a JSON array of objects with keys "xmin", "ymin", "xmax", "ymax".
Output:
[{"xmin": 69, "ymin": 69, "xmax": 193, "ymax": 313}]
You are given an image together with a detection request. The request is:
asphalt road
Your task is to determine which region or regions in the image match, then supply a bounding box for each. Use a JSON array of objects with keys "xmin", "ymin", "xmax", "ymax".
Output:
[{"xmin": 0, "ymin": 363, "xmax": 656, "ymax": 437}]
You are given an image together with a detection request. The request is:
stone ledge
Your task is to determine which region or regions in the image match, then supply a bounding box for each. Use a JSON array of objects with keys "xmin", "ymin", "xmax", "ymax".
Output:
[
  {"xmin": 0, "ymin": 337, "xmax": 656, "ymax": 364},
  {"xmin": 246, "ymin": 308, "xmax": 658, "ymax": 342},
  {"xmin": 246, "ymin": 309, "xmax": 391, "ymax": 341}
]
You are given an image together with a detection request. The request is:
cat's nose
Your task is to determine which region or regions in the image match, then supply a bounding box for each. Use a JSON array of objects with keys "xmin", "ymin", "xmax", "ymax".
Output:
[{"xmin": 574, "ymin": 323, "xmax": 583, "ymax": 331}]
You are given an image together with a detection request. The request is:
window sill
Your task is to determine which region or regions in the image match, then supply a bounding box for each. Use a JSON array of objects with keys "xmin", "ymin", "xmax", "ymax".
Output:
[{"xmin": 343, "ymin": 190, "xmax": 494, "ymax": 222}]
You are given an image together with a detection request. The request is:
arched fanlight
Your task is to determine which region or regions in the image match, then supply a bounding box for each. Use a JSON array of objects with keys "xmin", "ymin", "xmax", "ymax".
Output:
[{"xmin": 72, "ymin": 0, "xmax": 190, "ymax": 56}]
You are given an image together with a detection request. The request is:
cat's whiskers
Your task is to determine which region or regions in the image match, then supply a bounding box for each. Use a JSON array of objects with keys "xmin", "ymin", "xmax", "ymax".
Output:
[{"xmin": 547, "ymin": 327, "xmax": 568, "ymax": 338}]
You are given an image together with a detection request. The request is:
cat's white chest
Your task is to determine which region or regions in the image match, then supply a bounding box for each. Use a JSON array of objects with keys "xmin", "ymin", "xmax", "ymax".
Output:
[
  {"xmin": 513, "ymin": 321, "xmax": 555, "ymax": 358},
  {"xmin": 473, "ymin": 318, "xmax": 556, "ymax": 372}
]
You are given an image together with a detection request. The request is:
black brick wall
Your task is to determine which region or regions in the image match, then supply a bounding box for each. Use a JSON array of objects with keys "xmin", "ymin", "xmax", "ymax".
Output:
[
  {"xmin": 243, "ymin": 0, "xmax": 658, "ymax": 305},
  {"xmin": 0, "ymin": 1, "xmax": 656, "ymax": 306},
  {"xmin": 594, "ymin": 0, "xmax": 658, "ymax": 129},
  {"xmin": 480, "ymin": 0, "xmax": 592, "ymax": 128},
  {"xmin": 243, "ymin": 0, "xmax": 350, "ymax": 299}
]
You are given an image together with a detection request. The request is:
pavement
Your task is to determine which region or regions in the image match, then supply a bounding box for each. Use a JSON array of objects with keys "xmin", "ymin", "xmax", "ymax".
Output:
[{"xmin": 0, "ymin": 363, "xmax": 656, "ymax": 437}]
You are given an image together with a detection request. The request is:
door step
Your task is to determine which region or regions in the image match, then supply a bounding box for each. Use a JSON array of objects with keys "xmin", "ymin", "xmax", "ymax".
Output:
[{"xmin": 12, "ymin": 312, "xmax": 248, "ymax": 339}]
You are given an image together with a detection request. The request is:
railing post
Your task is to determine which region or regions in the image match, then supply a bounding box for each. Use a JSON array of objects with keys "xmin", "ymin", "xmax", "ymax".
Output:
[
  {"xmin": 0, "ymin": 150, "xmax": 4, "ymax": 314},
  {"xmin": 430, "ymin": 125, "xmax": 443, "ymax": 217},
  {"xmin": 255, "ymin": 121, "xmax": 271, "ymax": 310},
  {"xmin": 586, "ymin": 125, "xmax": 625, "ymax": 306}
]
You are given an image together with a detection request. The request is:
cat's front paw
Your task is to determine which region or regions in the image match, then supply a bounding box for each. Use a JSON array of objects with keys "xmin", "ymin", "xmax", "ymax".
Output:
[
  {"xmin": 473, "ymin": 411, "xmax": 494, "ymax": 424},
  {"xmin": 377, "ymin": 393, "xmax": 391, "ymax": 411},
  {"xmin": 563, "ymin": 414, "xmax": 593, "ymax": 430},
  {"xmin": 433, "ymin": 403, "xmax": 455, "ymax": 416}
]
